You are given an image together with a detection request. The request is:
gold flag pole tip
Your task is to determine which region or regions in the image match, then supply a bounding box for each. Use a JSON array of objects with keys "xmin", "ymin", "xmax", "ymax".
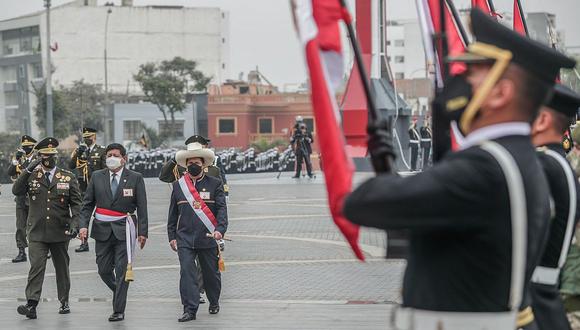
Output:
[{"xmin": 125, "ymin": 263, "xmax": 134, "ymax": 282}]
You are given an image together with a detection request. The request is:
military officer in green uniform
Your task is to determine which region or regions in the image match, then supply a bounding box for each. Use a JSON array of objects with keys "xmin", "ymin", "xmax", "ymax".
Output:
[
  {"xmin": 13, "ymin": 137, "xmax": 82, "ymax": 319},
  {"xmin": 69, "ymin": 127, "xmax": 106, "ymax": 252},
  {"xmin": 7, "ymin": 135, "xmax": 37, "ymax": 263}
]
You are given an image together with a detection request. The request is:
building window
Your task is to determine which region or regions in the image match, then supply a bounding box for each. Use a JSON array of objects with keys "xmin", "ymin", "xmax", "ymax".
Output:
[
  {"xmin": 123, "ymin": 120, "xmax": 142, "ymax": 140},
  {"xmin": 4, "ymin": 91, "xmax": 18, "ymax": 106},
  {"xmin": 395, "ymin": 56, "xmax": 405, "ymax": 63},
  {"xmin": 395, "ymin": 72, "xmax": 405, "ymax": 79},
  {"xmin": 303, "ymin": 117, "xmax": 315, "ymax": 132},
  {"xmin": 31, "ymin": 63, "xmax": 43, "ymax": 78},
  {"xmin": 18, "ymin": 65, "xmax": 25, "ymax": 78},
  {"xmin": 20, "ymin": 36, "xmax": 32, "ymax": 52},
  {"xmin": 394, "ymin": 40, "xmax": 405, "ymax": 47},
  {"xmin": 258, "ymin": 118, "xmax": 273, "ymax": 134},
  {"xmin": 158, "ymin": 120, "xmax": 184, "ymax": 138},
  {"xmin": 239, "ymin": 86, "xmax": 249, "ymax": 94},
  {"xmin": 218, "ymin": 118, "xmax": 236, "ymax": 134},
  {"xmin": 386, "ymin": 40, "xmax": 391, "ymax": 46}
]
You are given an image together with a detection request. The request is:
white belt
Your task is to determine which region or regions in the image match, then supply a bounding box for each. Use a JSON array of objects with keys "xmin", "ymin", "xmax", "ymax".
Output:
[
  {"xmin": 421, "ymin": 139, "xmax": 431, "ymax": 142},
  {"xmin": 531, "ymin": 266, "xmax": 559, "ymax": 285},
  {"xmin": 392, "ymin": 307, "xmax": 517, "ymax": 330},
  {"xmin": 409, "ymin": 140, "xmax": 419, "ymax": 144}
]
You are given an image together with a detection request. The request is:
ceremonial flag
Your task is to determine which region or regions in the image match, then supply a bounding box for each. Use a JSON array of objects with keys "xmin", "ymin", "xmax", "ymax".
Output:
[
  {"xmin": 472, "ymin": 0, "xmax": 500, "ymax": 18},
  {"xmin": 513, "ymin": 0, "xmax": 528, "ymax": 36},
  {"xmin": 292, "ymin": 0, "xmax": 364, "ymax": 261}
]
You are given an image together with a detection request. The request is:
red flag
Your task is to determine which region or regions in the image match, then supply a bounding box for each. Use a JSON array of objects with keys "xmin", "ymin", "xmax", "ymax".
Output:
[
  {"xmin": 293, "ymin": 0, "xmax": 364, "ymax": 261},
  {"xmin": 513, "ymin": 0, "xmax": 528, "ymax": 36},
  {"xmin": 471, "ymin": 0, "xmax": 501, "ymax": 18}
]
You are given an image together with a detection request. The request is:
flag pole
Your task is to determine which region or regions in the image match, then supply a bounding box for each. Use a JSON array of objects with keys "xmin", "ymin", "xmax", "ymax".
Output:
[{"xmin": 338, "ymin": 0, "xmax": 381, "ymax": 122}]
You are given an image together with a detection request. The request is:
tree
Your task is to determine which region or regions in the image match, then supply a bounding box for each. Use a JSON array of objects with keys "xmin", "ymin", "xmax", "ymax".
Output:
[
  {"xmin": 134, "ymin": 57, "xmax": 211, "ymax": 142},
  {"xmin": 33, "ymin": 80, "xmax": 104, "ymax": 139}
]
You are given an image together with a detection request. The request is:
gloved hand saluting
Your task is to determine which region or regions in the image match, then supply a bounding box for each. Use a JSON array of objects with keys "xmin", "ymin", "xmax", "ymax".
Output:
[
  {"xmin": 367, "ymin": 118, "xmax": 396, "ymax": 174},
  {"xmin": 26, "ymin": 159, "xmax": 42, "ymax": 173}
]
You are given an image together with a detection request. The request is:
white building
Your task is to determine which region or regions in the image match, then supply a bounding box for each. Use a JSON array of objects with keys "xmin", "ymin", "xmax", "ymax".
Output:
[
  {"xmin": 386, "ymin": 19, "xmax": 427, "ymax": 80},
  {"xmin": 0, "ymin": 0, "xmax": 230, "ymax": 136}
]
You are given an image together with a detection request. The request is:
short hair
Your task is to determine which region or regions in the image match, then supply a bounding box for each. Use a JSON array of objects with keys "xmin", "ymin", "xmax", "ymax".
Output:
[
  {"xmin": 546, "ymin": 108, "xmax": 573, "ymax": 134},
  {"xmin": 506, "ymin": 64, "xmax": 552, "ymax": 121},
  {"xmin": 105, "ymin": 143, "xmax": 127, "ymax": 156}
]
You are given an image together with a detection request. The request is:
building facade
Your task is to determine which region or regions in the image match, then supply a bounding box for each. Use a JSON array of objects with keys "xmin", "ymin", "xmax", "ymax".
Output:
[{"xmin": 0, "ymin": 0, "xmax": 229, "ymax": 136}]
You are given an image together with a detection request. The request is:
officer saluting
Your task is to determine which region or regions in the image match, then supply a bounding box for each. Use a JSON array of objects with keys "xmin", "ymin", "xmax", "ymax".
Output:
[
  {"xmin": 343, "ymin": 9, "xmax": 576, "ymax": 330},
  {"xmin": 69, "ymin": 127, "xmax": 106, "ymax": 253},
  {"xmin": 12, "ymin": 137, "xmax": 82, "ymax": 319},
  {"xmin": 7, "ymin": 135, "xmax": 37, "ymax": 263},
  {"xmin": 167, "ymin": 143, "xmax": 228, "ymax": 322},
  {"xmin": 529, "ymin": 85, "xmax": 580, "ymax": 330}
]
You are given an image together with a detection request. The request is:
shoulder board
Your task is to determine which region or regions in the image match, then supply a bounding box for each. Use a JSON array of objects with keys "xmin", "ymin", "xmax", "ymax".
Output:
[{"xmin": 59, "ymin": 168, "xmax": 74, "ymax": 175}]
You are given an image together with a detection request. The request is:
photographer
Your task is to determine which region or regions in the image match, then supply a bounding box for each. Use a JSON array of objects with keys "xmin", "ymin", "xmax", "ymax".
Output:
[{"xmin": 290, "ymin": 122, "xmax": 314, "ymax": 178}]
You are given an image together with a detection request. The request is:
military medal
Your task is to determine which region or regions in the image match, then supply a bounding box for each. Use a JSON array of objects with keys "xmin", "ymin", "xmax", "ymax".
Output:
[
  {"xmin": 193, "ymin": 201, "xmax": 202, "ymax": 209},
  {"xmin": 37, "ymin": 172, "xmax": 43, "ymax": 179},
  {"xmin": 55, "ymin": 172, "xmax": 61, "ymax": 179},
  {"xmin": 32, "ymin": 196, "xmax": 36, "ymax": 201}
]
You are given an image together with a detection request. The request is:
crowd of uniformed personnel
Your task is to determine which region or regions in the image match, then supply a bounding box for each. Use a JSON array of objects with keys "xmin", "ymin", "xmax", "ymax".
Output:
[{"xmin": 5, "ymin": 128, "xmax": 229, "ymax": 323}]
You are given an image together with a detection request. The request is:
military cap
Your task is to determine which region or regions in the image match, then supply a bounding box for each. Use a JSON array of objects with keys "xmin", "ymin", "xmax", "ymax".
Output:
[
  {"xmin": 546, "ymin": 84, "xmax": 580, "ymax": 117},
  {"xmin": 82, "ymin": 127, "xmax": 98, "ymax": 138},
  {"xmin": 185, "ymin": 135, "xmax": 210, "ymax": 146},
  {"xmin": 21, "ymin": 135, "xmax": 37, "ymax": 147},
  {"xmin": 450, "ymin": 9, "xmax": 576, "ymax": 83},
  {"xmin": 34, "ymin": 137, "xmax": 59, "ymax": 155}
]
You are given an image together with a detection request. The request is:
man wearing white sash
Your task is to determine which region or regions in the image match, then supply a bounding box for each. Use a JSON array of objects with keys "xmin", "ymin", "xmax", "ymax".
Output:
[
  {"xmin": 167, "ymin": 143, "xmax": 228, "ymax": 322},
  {"xmin": 80, "ymin": 143, "xmax": 149, "ymax": 322}
]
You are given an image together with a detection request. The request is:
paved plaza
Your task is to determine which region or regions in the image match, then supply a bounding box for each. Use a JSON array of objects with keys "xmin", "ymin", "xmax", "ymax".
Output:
[{"xmin": 0, "ymin": 172, "xmax": 404, "ymax": 329}]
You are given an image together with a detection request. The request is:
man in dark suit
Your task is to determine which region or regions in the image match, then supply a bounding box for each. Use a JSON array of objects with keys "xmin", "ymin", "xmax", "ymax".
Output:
[
  {"xmin": 344, "ymin": 9, "xmax": 576, "ymax": 329},
  {"xmin": 79, "ymin": 143, "xmax": 148, "ymax": 322},
  {"xmin": 528, "ymin": 85, "xmax": 580, "ymax": 330},
  {"xmin": 290, "ymin": 123, "xmax": 314, "ymax": 178},
  {"xmin": 70, "ymin": 127, "xmax": 106, "ymax": 252},
  {"xmin": 167, "ymin": 143, "xmax": 228, "ymax": 322},
  {"xmin": 13, "ymin": 137, "xmax": 82, "ymax": 319}
]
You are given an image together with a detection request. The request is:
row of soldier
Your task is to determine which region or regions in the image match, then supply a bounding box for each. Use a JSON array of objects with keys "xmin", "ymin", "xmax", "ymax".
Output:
[
  {"xmin": 7, "ymin": 130, "xmax": 230, "ymax": 322},
  {"xmin": 408, "ymin": 117, "xmax": 432, "ymax": 171}
]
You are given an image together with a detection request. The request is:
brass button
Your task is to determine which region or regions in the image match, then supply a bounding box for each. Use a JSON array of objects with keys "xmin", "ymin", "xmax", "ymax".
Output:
[
  {"xmin": 47, "ymin": 208, "xmax": 50, "ymax": 211},
  {"xmin": 46, "ymin": 216, "xmax": 50, "ymax": 220},
  {"xmin": 47, "ymin": 199, "xmax": 50, "ymax": 202}
]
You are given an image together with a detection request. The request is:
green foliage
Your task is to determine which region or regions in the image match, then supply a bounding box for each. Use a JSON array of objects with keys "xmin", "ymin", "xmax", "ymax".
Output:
[
  {"xmin": 0, "ymin": 132, "xmax": 22, "ymax": 159},
  {"xmin": 143, "ymin": 125, "xmax": 165, "ymax": 149},
  {"xmin": 250, "ymin": 138, "xmax": 288, "ymax": 153},
  {"xmin": 133, "ymin": 57, "xmax": 211, "ymax": 141},
  {"xmin": 33, "ymin": 80, "xmax": 104, "ymax": 138}
]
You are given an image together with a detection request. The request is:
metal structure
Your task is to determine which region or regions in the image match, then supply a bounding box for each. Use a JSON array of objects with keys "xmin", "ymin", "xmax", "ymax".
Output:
[{"xmin": 44, "ymin": 0, "xmax": 53, "ymax": 136}]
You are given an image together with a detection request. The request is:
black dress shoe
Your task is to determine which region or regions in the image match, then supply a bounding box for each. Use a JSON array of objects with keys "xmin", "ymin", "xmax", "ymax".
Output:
[
  {"xmin": 59, "ymin": 302, "xmax": 70, "ymax": 314},
  {"xmin": 12, "ymin": 248, "xmax": 27, "ymax": 263},
  {"xmin": 75, "ymin": 243, "xmax": 89, "ymax": 253},
  {"xmin": 209, "ymin": 305, "xmax": 220, "ymax": 314},
  {"xmin": 17, "ymin": 304, "xmax": 37, "ymax": 319},
  {"xmin": 178, "ymin": 312, "xmax": 196, "ymax": 322},
  {"xmin": 292, "ymin": 175, "xmax": 300, "ymax": 179},
  {"xmin": 108, "ymin": 313, "xmax": 124, "ymax": 322}
]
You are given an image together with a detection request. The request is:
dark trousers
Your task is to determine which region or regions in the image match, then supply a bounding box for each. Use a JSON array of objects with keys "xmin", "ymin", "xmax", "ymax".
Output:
[
  {"xmin": 295, "ymin": 151, "xmax": 313, "ymax": 176},
  {"xmin": 95, "ymin": 235, "xmax": 130, "ymax": 314},
  {"xmin": 195, "ymin": 256, "xmax": 205, "ymax": 294},
  {"xmin": 26, "ymin": 240, "xmax": 70, "ymax": 303},
  {"xmin": 531, "ymin": 283, "xmax": 572, "ymax": 330},
  {"xmin": 15, "ymin": 206, "xmax": 28, "ymax": 248},
  {"xmin": 421, "ymin": 143, "xmax": 431, "ymax": 169},
  {"xmin": 409, "ymin": 144, "xmax": 419, "ymax": 171},
  {"xmin": 178, "ymin": 246, "xmax": 221, "ymax": 314}
]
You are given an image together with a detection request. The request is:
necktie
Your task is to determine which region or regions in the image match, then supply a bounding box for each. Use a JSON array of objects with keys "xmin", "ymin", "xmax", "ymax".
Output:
[
  {"xmin": 111, "ymin": 173, "xmax": 118, "ymax": 196},
  {"xmin": 45, "ymin": 172, "xmax": 51, "ymax": 186}
]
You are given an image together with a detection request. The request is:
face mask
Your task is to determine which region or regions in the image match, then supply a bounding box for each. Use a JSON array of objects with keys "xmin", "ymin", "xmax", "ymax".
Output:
[
  {"xmin": 106, "ymin": 156, "xmax": 123, "ymax": 170},
  {"xmin": 42, "ymin": 156, "xmax": 56, "ymax": 169},
  {"xmin": 187, "ymin": 163, "xmax": 202, "ymax": 176},
  {"xmin": 83, "ymin": 138, "xmax": 93, "ymax": 146},
  {"xmin": 433, "ymin": 75, "xmax": 474, "ymax": 124},
  {"xmin": 22, "ymin": 146, "xmax": 33, "ymax": 155}
]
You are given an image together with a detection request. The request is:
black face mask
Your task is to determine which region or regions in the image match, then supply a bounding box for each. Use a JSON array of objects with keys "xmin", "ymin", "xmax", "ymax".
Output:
[
  {"xmin": 42, "ymin": 156, "xmax": 56, "ymax": 169},
  {"xmin": 83, "ymin": 138, "xmax": 93, "ymax": 146},
  {"xmin": 433, "ymin": 75, "xmax": 474, "ymax": 123},
  {"xmin": 188, "ymin": 163, "xmax": 202, "ymax": 176},
  {"xmin": 22, "ymin": 146, "xmax": 34, "ymax": 155}
]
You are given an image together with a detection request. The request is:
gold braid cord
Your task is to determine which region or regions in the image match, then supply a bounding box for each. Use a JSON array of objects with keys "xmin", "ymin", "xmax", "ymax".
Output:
[{"xmin": 74, "ymin": 150, "xmax": 89, "ymax": 182}]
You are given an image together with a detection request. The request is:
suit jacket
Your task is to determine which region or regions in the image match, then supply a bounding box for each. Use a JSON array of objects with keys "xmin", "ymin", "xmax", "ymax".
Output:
[
  {"xmin": 12, "ymin": 167, "xmax": 82, "ymax": 243},
  {"xmin": 80, "ymin": 168, "xmax": 148, "ymax": 241},
  {"xmin": 167, "ymin": 174, "xmax": 228, "ymax": 249},
  {"xmin": 344, "ymin": 135, "xmax": 551, "ymax": 312}
]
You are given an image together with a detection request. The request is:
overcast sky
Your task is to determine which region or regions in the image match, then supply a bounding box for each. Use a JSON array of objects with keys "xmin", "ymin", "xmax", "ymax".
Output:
[{"xmin": 1, "ymin": 0, "xmax": 579, "ymax": 88}]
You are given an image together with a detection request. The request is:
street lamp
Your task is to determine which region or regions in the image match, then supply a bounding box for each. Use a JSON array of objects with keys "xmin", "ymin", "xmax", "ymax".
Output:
[
  {"xmin": 44, "ymin": 0, "xmax": 53, "ymax": 136},
  {"xmin": 103, "ymin": 3, "xmax": 113, "ymax": 144}
]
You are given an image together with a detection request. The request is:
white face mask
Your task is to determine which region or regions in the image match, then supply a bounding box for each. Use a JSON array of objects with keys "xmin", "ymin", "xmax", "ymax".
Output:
[{"xmin": 106, "ymin": 156, "xmax": 123, "ymax": 171}]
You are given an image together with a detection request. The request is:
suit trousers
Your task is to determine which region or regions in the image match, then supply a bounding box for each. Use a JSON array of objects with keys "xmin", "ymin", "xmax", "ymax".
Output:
[
  {"xmin": 15, "ymin": 205, "xmax": 28, "ymax": 248},
  {"xmin": 295, "ymin": 151, "xmax": 313, "ymax": 176},
  {"xmin": 195, "ymin": 256, "xmax": 205, "ymax": 294},
  {"xmin": 95, "ymin": 234, "xmax": 130, "ymax": 314},
  {"xmin": 178, "ymin": 246, "xmax": 221, "ymax": 314},
  {"xmin": 26, "ymin": 240, "xmax": 70, "ymax": 303}
]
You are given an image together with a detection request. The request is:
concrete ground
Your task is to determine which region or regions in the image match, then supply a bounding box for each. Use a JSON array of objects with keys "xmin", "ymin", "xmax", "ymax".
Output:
[{"xmin": 0, "ymin": 172, "xmax": 403, "ymax": 329}]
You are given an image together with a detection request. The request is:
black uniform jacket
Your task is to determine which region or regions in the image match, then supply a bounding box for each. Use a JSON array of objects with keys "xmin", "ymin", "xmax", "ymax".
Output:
[
  {"xmin": 167, "ymin": 174, "xmax": 228, "ymax": 249},
  {"xmin": 12, "ymin": 167, "xmax": 82, "ymax": 243},
  {"xmin": 69, "ymin": 144, "xmax": 106, "ymax": 180},
  {"xmin": 159, "ymin": 160, "xmax": 228, "ymax": 194},
  {"xmin": 537, "ymin": 143, "xmax": 580, "ymax": 269},
  {"xmin": 344, "ymin": 134, "xmax": 551, "ymax": 312},
  {"xmin": 80, "ymin": 168, "xmax": 149, "ymax": 241}
]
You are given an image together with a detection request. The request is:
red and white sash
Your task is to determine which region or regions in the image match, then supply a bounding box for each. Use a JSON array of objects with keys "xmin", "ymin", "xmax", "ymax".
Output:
[
  {"xmin": 94, "ymin": 207, "xmax": 137, "ymax": 266},
  {"xmin": 177, "ymin": 175, "xmax": 217, "ymax": 233}
]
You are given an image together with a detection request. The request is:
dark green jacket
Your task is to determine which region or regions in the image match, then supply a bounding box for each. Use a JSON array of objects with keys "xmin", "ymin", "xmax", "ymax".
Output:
[{"xmin": 12, "ymin": 167, "xmax": 82, "ymax": 243}]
